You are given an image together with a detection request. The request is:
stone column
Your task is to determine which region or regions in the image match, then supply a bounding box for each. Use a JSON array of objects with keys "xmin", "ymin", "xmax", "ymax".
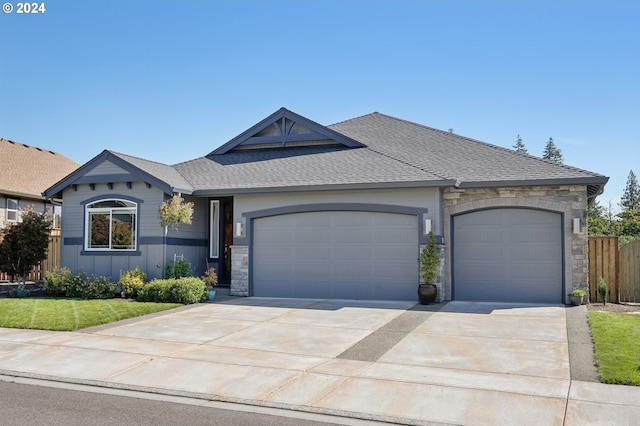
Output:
[{"xmin": 230, "ymin": 245, "xmax": 248, "ymax": 296}]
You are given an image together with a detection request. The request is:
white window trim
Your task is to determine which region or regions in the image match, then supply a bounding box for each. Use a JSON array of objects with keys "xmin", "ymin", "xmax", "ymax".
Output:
[
  {"xmin": 84, "ymin": 199, "xmax": 137, "ymax": 251},
  {"xmin": 209, "ymin": 200, "xmax": 220, "ymax": 258},
  {"xmin": 6, "ymin": 199, "xmax": 18, "ymax": 222}
]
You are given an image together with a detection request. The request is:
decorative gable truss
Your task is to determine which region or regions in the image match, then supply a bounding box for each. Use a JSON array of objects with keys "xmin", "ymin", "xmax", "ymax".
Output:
[{"xmin": 209, "ymin": 107, "xmax": 364, "ymax": 155}]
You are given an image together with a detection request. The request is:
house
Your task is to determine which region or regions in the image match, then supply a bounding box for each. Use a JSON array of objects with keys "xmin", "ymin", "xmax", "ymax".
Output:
[
  {"xmin": 44, "ymin": 108, "xmax": 608, "ymax": 304},
  {"xmin": 1, "ymin": 138, "xmax": 79, "ymax": 228}
]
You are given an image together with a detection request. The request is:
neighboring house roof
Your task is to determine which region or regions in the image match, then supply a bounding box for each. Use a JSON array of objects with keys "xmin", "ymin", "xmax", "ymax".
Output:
[
  {"xmin": 43, "ymin": 108, "xmax": 608, "ymax": 201},
  {"xmin": 0, "ymin": 137, "xmax": 79, "ymax": 200}
]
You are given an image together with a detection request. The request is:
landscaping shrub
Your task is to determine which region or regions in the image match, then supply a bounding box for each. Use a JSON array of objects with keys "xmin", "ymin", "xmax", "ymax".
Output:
[
  {"xmin": 164, "ymin": 259, "xmax": 192, "ymax": 279},
  {"xmin": 201, "ymin": 267, "xmax": 218, "ymax": 288},
  {"xmin": 118, "ymin": 267, "xmax": 147, "ymax": 299},
  {"xmin": 138, "ymin": 277, "xmax": 207, "ymax": 304},
  {"xmin": 44, "ymin": 267, "xmax": 73, "ymax": 296},
  {"xmin": 7, "ymin": 287, "xmax": 30, "ymax": 298},
  {"xmin": 45, "ymin": 269, "xmax": 115, "ymax": 299}
]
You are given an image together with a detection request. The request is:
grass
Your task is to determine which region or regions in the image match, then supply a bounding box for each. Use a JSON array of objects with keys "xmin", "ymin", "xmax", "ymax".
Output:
[
  {"xmin": 0, "ymin": 298, "xmax": 182, "ymax": 331},
  {"xmin": 588, "ymin": 311, "xmax": 640, "ymax": 386}
]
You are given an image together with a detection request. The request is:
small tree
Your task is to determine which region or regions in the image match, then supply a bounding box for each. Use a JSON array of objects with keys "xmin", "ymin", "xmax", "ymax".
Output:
[
  {"xmin": 620, "ymin": 170, "xmax": 640, "ymax": 211},
  {"xmin": 542, "ymin": 137, "xmax": 563, "ymax": 164},
  {"xmin": 512, "ymin": 134, "xmax": 528, "ymax": 154},
  {"xmin": 418, "ymin": 231, "xmax": 440, "ymax": 284},
  {"xmin": 159, "ymin": 194, "xmax": 194, "ymax": 234},
  {"xmin": 159, "ymin": 194, "xmax": 194, "ymax": 279},
  {"xmin": 0, "ymin": 209, "xmax": 52, "ymax": 288}
]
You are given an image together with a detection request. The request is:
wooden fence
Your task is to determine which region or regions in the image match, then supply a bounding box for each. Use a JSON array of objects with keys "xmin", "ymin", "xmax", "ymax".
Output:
[
  {"xmin": 0, "ymin": 229, "xmax": 61, "ymax": 282},
  {"xmin": 588, "ymin": 236, "xmax": 640, "ymax": 303},
  {"xmin": 588, "ymin": 236, "xmax": 619, "ymax": 303},
  {"xmin": 619, "ymin": 239, "xmax": 640, "ymax": 303}
]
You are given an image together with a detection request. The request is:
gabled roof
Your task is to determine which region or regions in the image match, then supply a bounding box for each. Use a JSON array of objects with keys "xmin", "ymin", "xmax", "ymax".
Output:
[
  {"xmin": 209, "ymin": 107, "xmax": 364, "ymax": 155},
  {"xmin": 43, "ymin": 150, "xmax": 193, "ymax": 199},
  {"xmin": 0, "ymin": 137, "xmax": 79, "ymax": 200},
  {"xmin": 44, "ymin": 108, "xmax": 609, "ymax": 201}
]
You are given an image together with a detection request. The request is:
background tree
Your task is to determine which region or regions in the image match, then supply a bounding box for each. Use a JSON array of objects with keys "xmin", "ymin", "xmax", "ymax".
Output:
[
  {"xmin": 0, "ymin": 209, "xmax": 52, "ymax": 287},
  {"xmin": 617, "ymin": 209, "xmax": 640, "ymax": 238},
  {"xmin": 620, "ymin": 170, "xmax": 640, "ymax": 211},
  {"xmin": 588, "ymin": 200, "xmax": 616, "ymax": 236},
  {"xmin": 513, "ymin": 134, "xmax": 528, "ymax": 154},
  {"xmin": 542, "ymin": 137, "xmax": 563, "ymax": 164}
]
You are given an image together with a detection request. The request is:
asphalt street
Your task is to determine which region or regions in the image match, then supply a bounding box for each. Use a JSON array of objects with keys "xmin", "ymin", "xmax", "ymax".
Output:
[{"xmin": 0, "ymin": 378, "xmax": 365, "ymax": 426}]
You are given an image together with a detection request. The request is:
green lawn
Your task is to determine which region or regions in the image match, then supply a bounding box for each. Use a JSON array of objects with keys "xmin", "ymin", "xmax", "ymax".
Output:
[
  {"xmin": 588, "ymin": 311, "xmax": 640, "ymax": 386},
  {"xmin": 0, "ymin": 298, "xmax": 182, "ymax": 331}
]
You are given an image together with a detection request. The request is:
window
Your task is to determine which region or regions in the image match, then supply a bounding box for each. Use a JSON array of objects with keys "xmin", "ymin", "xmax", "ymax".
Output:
[
  {"xmin": 6, "ymin": 199, "xmax": 18, "ymax": 222},
  {"xmin": 85, "ymin": 199, "xmax": 137, "ymax": 250},
  {"xmin": 209, "ymin": 200, "xmax": 220, "ymax": 258},
  {"xmin": 45, "ymin": 204, "xmax": 62, "ymax": 229}
]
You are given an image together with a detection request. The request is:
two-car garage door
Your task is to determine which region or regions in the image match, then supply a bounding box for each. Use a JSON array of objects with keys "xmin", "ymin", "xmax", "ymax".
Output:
[
  {"xmin": 453, "ymin": 208, "xmax": 563, "ymax": 303},
  {"xmin": 252, "ymin": 211, "xmax": 419, "ymax": 301}
]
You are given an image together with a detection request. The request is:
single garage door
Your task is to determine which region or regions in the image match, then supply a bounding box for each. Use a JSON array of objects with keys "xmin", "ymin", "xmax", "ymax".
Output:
[
  {"xmin": 453, "ymin": 208, "xmax": 562, "ymax": 303},
  {"xmin": 252, "ymin": 211, "xmax": 419, "ymax": 300}
]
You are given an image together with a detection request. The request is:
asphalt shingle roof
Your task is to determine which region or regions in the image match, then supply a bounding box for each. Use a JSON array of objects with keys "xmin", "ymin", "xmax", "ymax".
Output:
[
  {"xmin": 43, "ymin": 109, "xmax": 608, "ymax": 198},
  {"xmin": 175, "ymin": 145, "xmax": 448, "ymax": 193},
  {"xmin": 0, "ymin": 138, "xmax": 79, "ymax": 199},
  {"xmin": 109, "ymin": 152, "xmax": 193, "ymax": 193},
  {"xmin": 328, "ymin": 113, "xmax": 607, "ymax": 187}
]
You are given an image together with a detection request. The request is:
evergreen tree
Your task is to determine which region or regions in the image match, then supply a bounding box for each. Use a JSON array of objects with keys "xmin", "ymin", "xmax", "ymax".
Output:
[
  {"xmin": 620, "ymin": 170, "xmax": 640, "ymax": 211},
  {"xmin": 0, "ymin": 209, "xmax": 52, "ymax": 287},
  {"xmin": 588, "ymin": 200, "xmax": 617, "ymax": 236},
  {"xmin": 542, "ymin": 137, "xmax": 563, "ymax": 164},
  {"xmin": 512, "ymin": 134, "xmax": 528, "ymax": 154}
]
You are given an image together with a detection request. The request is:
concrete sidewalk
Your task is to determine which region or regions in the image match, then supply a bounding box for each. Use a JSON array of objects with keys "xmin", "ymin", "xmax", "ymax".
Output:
[{"xmin": 0, "ymin": 298, "xmax": 639, "ymax": 425}]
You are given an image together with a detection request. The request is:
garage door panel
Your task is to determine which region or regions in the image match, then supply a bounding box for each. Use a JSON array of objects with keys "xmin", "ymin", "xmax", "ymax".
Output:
[
  {"xmin": 453, "ymin": 208, "xmax": 562, "ymax": 303},
  {"xmin": 253, "ymin": 211, "xmax": 419, "ymax": 301}
]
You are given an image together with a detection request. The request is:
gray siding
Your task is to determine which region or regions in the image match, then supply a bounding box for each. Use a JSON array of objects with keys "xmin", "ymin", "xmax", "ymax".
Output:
[
  {"xmin": 0, "ymin": 195, "xmax": 47, "ymax": 228},
  {"xmin": 60, "ymin": 182, "xmax": 209, "ymax": 280},
  {"xmin": 84, "ymin": 160, "xmax": 130, "ymax": 176},
  {"xmin": 235, "ymin": 187, "xmax": 440, "ymax": 236}
]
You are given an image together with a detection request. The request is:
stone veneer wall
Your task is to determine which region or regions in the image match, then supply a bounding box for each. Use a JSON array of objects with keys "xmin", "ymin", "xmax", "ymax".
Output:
[
  {"xmin": 230, "ymin": 245, "xmax": 249, "ymax": 296},
  {"xmin": 441, "ymin": 185, "xmax": 589, "ymax": 303}
]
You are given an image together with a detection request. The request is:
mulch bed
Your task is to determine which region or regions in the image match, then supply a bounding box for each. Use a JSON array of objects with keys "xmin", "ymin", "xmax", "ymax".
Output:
[
  {"xmin": 0, "ymin": 282, "xmax": 47, "ymax": 298},
  {"xmin": 586, "ymin": 302, "xmax": 640, "ymax": 313}
]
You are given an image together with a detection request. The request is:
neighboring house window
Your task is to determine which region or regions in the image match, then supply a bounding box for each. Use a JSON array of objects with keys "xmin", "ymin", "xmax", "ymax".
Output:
[
  {"xmin": 6, "ymin": 199, "xmax": 18, "ymax": 222},
  {"xmin": 209, "ymin": 200, "xmax": 220, "ymax": 258},
  {"xmin": 85, "ymin": 199, "xmax": 137, "ymax": 250},
  {"xmin": 45, "ymin": 204, "xmax": 62, "ymax": 229}
]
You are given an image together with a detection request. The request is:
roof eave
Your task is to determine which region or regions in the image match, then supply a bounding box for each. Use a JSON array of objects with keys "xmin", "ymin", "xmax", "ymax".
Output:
[
  {"xmin": 190, "ymin": 179, "xmax": 456, "ymax": 197},
  {"xmin": 43, "ymin": 150, "xmax": 189, "ymax": 199}
]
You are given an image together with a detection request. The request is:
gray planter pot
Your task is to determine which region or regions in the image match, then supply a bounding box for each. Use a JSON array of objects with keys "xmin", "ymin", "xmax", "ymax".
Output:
[{"xmin": 568, "ymin": 294, "xmax": 583, "ymax": 306}]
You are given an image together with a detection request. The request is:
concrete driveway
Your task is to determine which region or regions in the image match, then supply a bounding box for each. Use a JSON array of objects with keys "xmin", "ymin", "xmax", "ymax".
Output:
[{"xmin": 0, "ymin": 298, "xmax": 639, "ymax": 425}]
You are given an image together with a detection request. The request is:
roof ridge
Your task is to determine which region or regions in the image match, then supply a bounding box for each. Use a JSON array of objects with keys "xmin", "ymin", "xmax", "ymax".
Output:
[
  {"xmin": 372, "ymin": 113, "xmax": 606, "ymax": 178},
  {"xmin": 364, "ymin": 144, "xmax": 455, "ymax": 182},
  {"xmin": 109, "ymin": 150, "xmax": 171, "ymax": 166},
  {"xmin": 1, "ymin": 137, "xmax": 66, "ymax": 157},
  {"xmin": 328, "ymin": 112, "xmax": 379, "ymax": 127}
]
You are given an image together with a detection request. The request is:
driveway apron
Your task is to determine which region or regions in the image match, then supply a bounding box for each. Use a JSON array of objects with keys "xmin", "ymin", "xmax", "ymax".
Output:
[{"xmin": 1, "ymin": 299, "xmax": 640, "ymax": 425}]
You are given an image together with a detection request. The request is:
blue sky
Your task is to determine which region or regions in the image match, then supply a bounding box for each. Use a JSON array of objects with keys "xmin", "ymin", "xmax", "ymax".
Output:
[{"xmin": 2, "ymin": 1, "xmax": 638, "ymax": 209}]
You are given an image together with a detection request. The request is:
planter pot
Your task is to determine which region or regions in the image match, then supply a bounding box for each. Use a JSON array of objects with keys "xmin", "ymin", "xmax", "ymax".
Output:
[
  {"xmin": 568, "ymin": 294, "xmax": 583, "ymax": 306},
  {"xmin": 418, "ymin": 284, "xmax": 437, "ymax": 305},
  {"xmin": 208, "ymin": 290, "xmax": 217, "ymax": 301}
]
